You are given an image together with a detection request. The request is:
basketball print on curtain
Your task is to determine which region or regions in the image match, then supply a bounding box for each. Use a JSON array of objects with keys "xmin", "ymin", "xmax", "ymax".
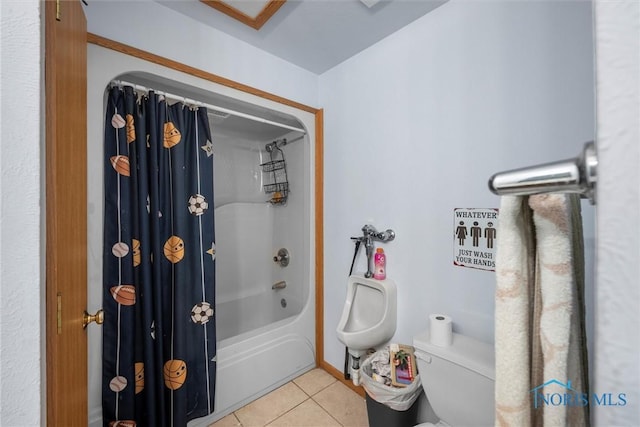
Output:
[{"xmin": 103, "ymin": 86, "xmax": 216, "ymax": 427}]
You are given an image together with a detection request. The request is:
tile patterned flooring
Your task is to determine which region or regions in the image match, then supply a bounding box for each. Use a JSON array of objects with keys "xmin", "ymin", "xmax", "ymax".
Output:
[{"xmin": 209, "ymin": 368, "xmax": 369, "ymax": 427}]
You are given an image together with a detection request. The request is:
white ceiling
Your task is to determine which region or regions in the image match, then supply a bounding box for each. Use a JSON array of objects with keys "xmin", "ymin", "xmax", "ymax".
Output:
[{"xmin": 157, "ymin": 0, "xmax": 447, "ymax": 74}]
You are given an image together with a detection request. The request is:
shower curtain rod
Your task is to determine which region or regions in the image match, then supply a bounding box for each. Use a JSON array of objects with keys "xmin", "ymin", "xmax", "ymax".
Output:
[{"xmin": 111, "ymin": 80, "xmax": 307, "ymax": 135}]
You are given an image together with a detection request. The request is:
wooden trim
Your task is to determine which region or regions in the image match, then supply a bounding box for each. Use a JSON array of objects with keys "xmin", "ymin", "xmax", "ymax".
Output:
[
  {"xmin": 315, "ymin": 109, "xmax": 324, "ymax": 367},
  {"xmin": 253, "ymin": 1, "xmax": 287, "ymax": 29},
  {"xmin": 87, "ymin": 33, "xmax": 317, "ymax": 114},
  {"xmin": 199, "ymin": 0, "xmax": 286, "ymax": 30},
  {"xmin": 320, "ymin": 360, "xmax": 366, "ymax": 398},
  {"xmin": 46, "ymin": 0, "xmax": 88, "ymax": 424},
  {"xmin": 45, "ymin": 2, "xmax": 58, "ymax": 421}
]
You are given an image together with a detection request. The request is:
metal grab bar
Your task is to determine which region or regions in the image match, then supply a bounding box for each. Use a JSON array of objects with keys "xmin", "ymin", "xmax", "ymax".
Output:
[{"xmin": 488, "ymin": 141, "xmax": 597, "ymax": 204}]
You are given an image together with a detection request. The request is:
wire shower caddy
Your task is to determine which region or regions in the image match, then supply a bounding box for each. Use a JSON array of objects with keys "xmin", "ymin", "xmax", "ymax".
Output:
[{"xmin": 261, "ymin": 139, "xmax": 289, "ymax": 205}]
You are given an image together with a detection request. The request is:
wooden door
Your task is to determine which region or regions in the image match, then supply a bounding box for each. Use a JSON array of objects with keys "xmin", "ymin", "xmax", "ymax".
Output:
[{"xmin": 45, "ymin": 1, "xmax": 88, "ymax": 425}]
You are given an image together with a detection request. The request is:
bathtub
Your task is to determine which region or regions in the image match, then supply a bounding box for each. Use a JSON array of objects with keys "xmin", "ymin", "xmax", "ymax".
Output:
[
  {"xmin": 195, "ymin": 293, "xmax": 315, "ymax": 425},
  {"xmin": 189, "ymin": 194, "xmax": 315, "ymax": 424},
  {"xmin": 194, "ymin": 301, "xmax": 314, "ymax": 426},
  {"xmin": 216, "ymin": 290, "xmax": 302, "ymax": 342}
]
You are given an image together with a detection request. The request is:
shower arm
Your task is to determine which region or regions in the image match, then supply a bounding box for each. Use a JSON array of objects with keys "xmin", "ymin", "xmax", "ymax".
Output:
[{"xmin": 265, "ymin": 135, "xmax": 305, "ymax": 152}]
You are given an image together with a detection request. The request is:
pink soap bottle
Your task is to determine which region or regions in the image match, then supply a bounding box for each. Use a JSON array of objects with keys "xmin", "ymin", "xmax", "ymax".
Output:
[{"xmin": 373, "ymin": 247, "xmax": 386, "ymax": 280}]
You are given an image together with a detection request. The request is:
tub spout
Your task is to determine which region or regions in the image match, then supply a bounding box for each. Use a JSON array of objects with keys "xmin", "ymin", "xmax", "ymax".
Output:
[{"xmin": 272, "ymin": 280, "xmax": 287, "ymax": 290}]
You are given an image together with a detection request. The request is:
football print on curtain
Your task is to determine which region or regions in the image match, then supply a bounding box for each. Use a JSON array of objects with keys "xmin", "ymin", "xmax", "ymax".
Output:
[{"xmin": 103, "ymin": 86, "xmax": 216, "ymax": 427}]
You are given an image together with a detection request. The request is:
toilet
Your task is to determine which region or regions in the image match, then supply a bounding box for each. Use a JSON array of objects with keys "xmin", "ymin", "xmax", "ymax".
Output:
[{"xmin": 412, "ymin": 328, "xmax": 495, "ymax": 426}]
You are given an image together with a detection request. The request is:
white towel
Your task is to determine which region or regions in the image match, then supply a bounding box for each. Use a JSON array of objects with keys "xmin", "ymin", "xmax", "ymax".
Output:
[
  {"xmin": 495, "ymin": 194, "xmax": 589, "ymax": 427},
  {"xmin": 495, "ymin": 196, "xmax": 534, "ymax": 427}
]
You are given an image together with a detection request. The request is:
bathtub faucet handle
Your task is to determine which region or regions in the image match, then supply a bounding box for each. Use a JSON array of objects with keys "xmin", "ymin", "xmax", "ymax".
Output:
[{"xmin": 273, "ymin": 248, "xmax": 290, "ymax": 267}]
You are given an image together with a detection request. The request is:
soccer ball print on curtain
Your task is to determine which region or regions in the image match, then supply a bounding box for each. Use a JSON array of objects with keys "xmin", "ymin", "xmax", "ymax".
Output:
[{"xmin": 103, "ymin": 86, "xmax": 216, "ymax": 427}]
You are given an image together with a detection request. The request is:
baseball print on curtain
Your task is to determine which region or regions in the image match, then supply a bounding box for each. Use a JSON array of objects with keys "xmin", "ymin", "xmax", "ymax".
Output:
[{"xmin": 103, "ymin": 86, "xmax": 216, "ymax": 427}]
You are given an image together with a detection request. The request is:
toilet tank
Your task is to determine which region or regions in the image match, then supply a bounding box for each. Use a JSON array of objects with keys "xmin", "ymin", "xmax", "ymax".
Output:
[{"xmin": 413, "ymin": 331, "xmax": 495, "ymax": 427}]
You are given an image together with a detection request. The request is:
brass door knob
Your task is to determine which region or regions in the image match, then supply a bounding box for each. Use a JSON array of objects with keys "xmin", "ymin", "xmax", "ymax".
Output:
[{"xmin": 83, "ymin": 309, "xmax": 104, "ymax": 329}]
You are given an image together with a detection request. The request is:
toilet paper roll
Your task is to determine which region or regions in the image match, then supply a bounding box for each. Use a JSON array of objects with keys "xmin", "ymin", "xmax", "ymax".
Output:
[{"xmin": 429, "ymin": 314, "xmax": 453, "ymax": 347}]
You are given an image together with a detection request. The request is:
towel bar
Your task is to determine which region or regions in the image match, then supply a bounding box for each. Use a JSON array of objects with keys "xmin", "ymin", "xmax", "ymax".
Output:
[{"xmin": 488, "ymin": 141, "xmax": 597, "ymax": 204}]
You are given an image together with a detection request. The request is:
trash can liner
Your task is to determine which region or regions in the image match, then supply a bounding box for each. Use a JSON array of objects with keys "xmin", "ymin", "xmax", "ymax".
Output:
[{"xmin": 360, "ymin": 352, "xmax": 422, "ymax": 411}]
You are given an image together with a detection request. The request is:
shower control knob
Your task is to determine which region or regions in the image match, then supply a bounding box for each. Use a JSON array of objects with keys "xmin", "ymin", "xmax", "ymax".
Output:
[{"xmin": 273, "ymin": 248, "xmax": 290, "ymax": 267}]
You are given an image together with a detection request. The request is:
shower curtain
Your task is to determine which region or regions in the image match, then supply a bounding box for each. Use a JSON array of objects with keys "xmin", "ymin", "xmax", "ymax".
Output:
[{"xmin": 103, "ymin": 86, "xmax": 216, "ymax": 427}]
